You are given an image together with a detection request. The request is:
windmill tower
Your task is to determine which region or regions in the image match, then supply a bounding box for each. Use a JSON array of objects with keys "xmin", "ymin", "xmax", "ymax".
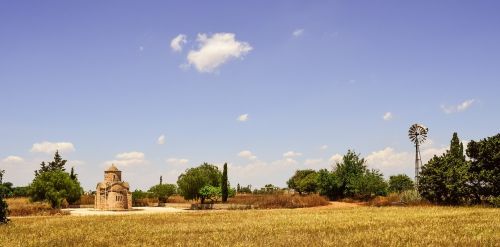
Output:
[{"xmin": 408, "ymin": 124, "xmax": 428, "ymax": 186}]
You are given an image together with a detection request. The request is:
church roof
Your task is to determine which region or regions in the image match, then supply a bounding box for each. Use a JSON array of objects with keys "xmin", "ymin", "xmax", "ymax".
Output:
[{"xmin": 106, "ymin": 164, "xmax": 120, "ymax": 172}]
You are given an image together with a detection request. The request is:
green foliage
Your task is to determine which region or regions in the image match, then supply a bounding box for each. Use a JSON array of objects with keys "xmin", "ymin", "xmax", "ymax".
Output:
[
  {"xmin": 287, "ymin": 170, "xmax": 318, "ymax": 194},
  {"xmin": 0, "ymin": 169, "xmax": 4, "ymax": 184},
  {"xmin": 177, "ymin": 163, "xmax": 221, "ymax": 202},
  {"xmin": 238, "ymin": 184, "xmax": 252, "ymax": 194},
  {"xmin": 199, "ymin": 185, "xmax": 221, "ymax": 203},
  {"xmin": 419, "ymin": 133, "xmax": 471, "ymax": 205},
  {"xmin": 35, "ymin": 151, "xmax": 67, "ymax": 176},
  {"xmin": 466, "ymin": 133, "xmax": 500, "ymax": 202},
  {"xmin": 12, "ymin": 186, "xmax": 29, "ymax": 197},
  {"xmin": 132, "ymin": 189, "xmax": 153, "ymax": 200},
  {"xmin": 487, "ymin": 196, "xmax": 500, "ymax": 208},
  {"xmin": 0, "ymin": 182, "xmax": 13, "ymax": 197},
  {"xmin": 388, "ymin": 174, "xmax": 414, "ymax": 193},
  {"xmin": 0, "ymin": 196, "xmax": 8, "ymax": 224},
  {"xmin": 316, "ymin": 169, "xmax": 341, "ymax": 200},
  {"xmin": 334, "ymin": 150, "xmax": 368, "ymax": 197},
  {"xmin": 28, "ymin": 171, "xmax": 83, "ymax": 208},
  {"xmin": 352, "ymin": 169, "xmax": 388, "ymax": 199},
  {"xmin": 148, "ymin": 184, "xmax": 177, "ymax": 203},
  {"xmin": 221, "ymin": 163, "xmax": 229, "ymax": 202}
]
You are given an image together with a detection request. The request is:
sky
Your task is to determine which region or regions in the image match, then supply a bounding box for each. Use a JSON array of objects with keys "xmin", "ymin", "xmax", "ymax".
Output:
[{"xmin": 1, "ymin": 1, "xmax": 499, "ymax": 191}]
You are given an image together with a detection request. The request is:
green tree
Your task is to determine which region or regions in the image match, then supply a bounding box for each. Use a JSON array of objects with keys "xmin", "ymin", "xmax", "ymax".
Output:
[
  {"xmin": 148, "ymin": 184, "xmax": 177, "ymax": 204},
  {"xmin": 334, "ymin": 150, "xmax": 367, "ymax": 197},
  {"xmin": 0, "ymin": 182, "xmax": 13, "ymax": 197},
  {"xmin": 221, "ymin": 163, "xmax": 229, "ymax": 202},
  {"xmin": 466, "ymin": 133, "xmax": 500, "ymax": 203},
  {"xmin": 353, "ymin": 169, "xmax": 388, "ymax": 199},
  {"xmin": 29, "ymin": 171, "xmax": 83, "ymax": 208},
  {"xmin": 388, "ymin": 174, "xmax": 414, "ymax": 193},
  {"xmin": 0, "ymin": 195, "xmax": 8, "ymax": 224},
  {"xmin": 287, "ymin": 170, "xmax": 318, "ymax": 194},
  {"xmin": 419, "ymin": 133, "xmax": 470, "ymax": 205},
  {"xmin": 177, "ymin": 163, "xmax": 221, "ymax": 202},
  {"xmin": 35, "ymin": 151, "xmax": 67, "ymax": 176},
  {"xmin": 199, "ymin": 185, "xmax": 221, "ymax": 203},
  {"xmin": 69, "ymin": 167, "xmax": 77, "ymax": 181},
  {"xmin": 316, "ymin": 169, "xmax": 341, "ymax": 200},
  {"xmin": 0, "ymin": 169, "xmax": 4, "ymax": 184}
]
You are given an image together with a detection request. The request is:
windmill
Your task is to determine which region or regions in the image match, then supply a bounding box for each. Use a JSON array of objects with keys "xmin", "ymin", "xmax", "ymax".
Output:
[{"xmin": 408, "ymin": 124, "xmax": 428, "ymax": 186}]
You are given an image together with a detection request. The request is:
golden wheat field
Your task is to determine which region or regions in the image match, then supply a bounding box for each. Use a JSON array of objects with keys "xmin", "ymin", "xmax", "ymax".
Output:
[{"xmin": 1, "ymin": 206, "xmax": 498, "ymax": 247}]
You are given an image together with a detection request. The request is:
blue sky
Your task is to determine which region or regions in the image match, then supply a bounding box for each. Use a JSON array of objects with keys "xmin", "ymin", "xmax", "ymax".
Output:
[{"xmin": 1, "ymin": 1, "xmax": 499, "ymax": 190}]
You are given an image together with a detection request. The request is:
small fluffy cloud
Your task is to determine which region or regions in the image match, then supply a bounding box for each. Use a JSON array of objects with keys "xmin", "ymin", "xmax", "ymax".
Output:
[
  {"xmin": 329, "ymin": 154, "xmax": 343, "ymax": 164},
  {"xmin": 187, "ymin": 33, "xmax": 252, "ymax": 73},
  {"xmin": 283, "ymin": 151, "xmax": 302, "ymax": 158},
  {"xmin": 157, "ymin": 134, "xmax": 166, "ymax": 145},
  {"xmin": 304, "ymin": 159, "xmax": 323, "ymax": 166},
  {"xmin": 30, "ymin": 142, "xmax": 75, "ymax": 154},
  {"xmin": 166, "ymin": 158, "xmax": 189, "ymax": 166},
  {"xmin": 2, "ymin": 156, "xmax": 24, "ymax": 163},
  {"xmin": 383, "ymin": 112, "xmax": 393, "ymax": 121},
  {"xmin": 366, "ymin": 147, "xmax": 410, "ymax": 168},
  {"xmin": 238, "ymin": 150, "xmax": 257, "ymax": 160},
  {"xmin": 320, "ymin": 145, "xmax": 328, "ymax": 150},
  {"xmin": 441, "ymin": 99, "xmax": 475, "ymax": 114},
  {"xmin": 292, "ymin": 29, "xmax": 304, "ymax": 37},
  {"xmin": 106, "ymin": 151, "xmax": 146, "ymax": 167},
  {"xmin": 237, "ymin": 114, "xmax": 249, "ymax": 122},
  {"xmin": 170, "ymin": 34, "xmax": 187, "ymax": 52}
]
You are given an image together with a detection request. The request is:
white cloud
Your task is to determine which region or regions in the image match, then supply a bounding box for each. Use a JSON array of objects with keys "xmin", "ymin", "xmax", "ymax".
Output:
[
  {"xmin": 329, "ymin": 154, "xmax": 343, "ymax": 164},
  {"xmin": 106, "ymin": 151, "xmax": 146, "ymax": 167},
  {"xmin": 366, "ymin": 147, "xmax": 410, "ymax": 168},
  {"xmin": 320, "ymin": 145, "xmax": 328, "ymax": 150},
  {"xmin": 186, "ymin": 33, "xmax": 252, "ymax": 73},
  {"xmin": 238, "ymin": 150, "xmax": 257, "ymax": 160},
  {"xmin": 30, "ymin": 141, "xmax": 75, "ymax": 154},
  {"xmin": 292, "ymin": 29, "xmax": 304, "ymax": 37},
  {"xmin": 237, "ymin": 114, "xmax": 249, "ymax": 122},
  {"xmin": 170, "ymin": 34, "xmax": 187, "ymax": 52},
  {"xmin": 383, "ymin": 112, "xmax": 393, "ymax": 121},
  {"xmin": 305, "ymin": 159, "xmax": 323, "ymax": 166},
  {"xmin": 283, "ymin": 151, "xmax": 302, "ymax": 158},
  {"xmin": 157, "ymin": 134, "xmax": 166, "ymax": 145},
  {"xmin": 2, "ymin": 156, "xmax": 24, "ymax": 163},
  {"xmin": 441, "ymin": 99, "xmax": 475, "ymax": 114},
  {"xmin": 166, "ymin": 158, "xmax": 189, "ymax": 166}
]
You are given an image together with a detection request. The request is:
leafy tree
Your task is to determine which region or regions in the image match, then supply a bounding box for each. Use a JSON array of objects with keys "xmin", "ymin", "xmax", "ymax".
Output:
[
  {"xmin": 221, "ymin": 163, "xmax": 229, "ymax": 202},
  {"xmin": 148, "ymin": 184, "xmax": 177, "ymax": 203},
  {"xmin": 0, "ymin": 169, "xmax": 4, "ymax": 184},
  {"xmin": 0, "ymin": 182, "xmax": 13, "ymax": 197},
  {"xmin": 334, "ymin": 150, "xmax": 367, "ymax": 197},
  {"xmin": 316, "ymin": 169, "xmax": 341, "ymax": 200},
  {"xmin": 388, "ymin": 174, "xmax": 414, "ymax": 193},
  {"xmin": 287, "ymin": 170, "xmax": 318, "ymax": 194},
  {"xmin": 419, "ymin": 133, "xmax": 470, "ymax": 205},
  {"xmin": 29, "ymin": 171, "xmax": 83, "ymax": 208},
  {"xmin": 0, "ymin": 195, "xmax": 8, "ymax": 224},
  {"xmin": 177, "ymin": 163, "xmax": 221, "ymax": 202},
  {"xmin": 199, "ymin": 185, "xmax": 221, "ymax": 203},
  {"xmin": 467, "ymin": 133, "xmax": 500, "ymax": 203},
  {"xmin": 69, "ymin": 167, "xmax": 77, "ymax": 181},
  {"xmin": 35, "ymin": 151, "xmax": 67, "ymax": 176},
  {"xmin": 353, "ymin": 169, "xmax": 388, "ymax": 199},
  {"xmin": 12, "ymin": 186, "xmax": 29, "ymax": 197}
]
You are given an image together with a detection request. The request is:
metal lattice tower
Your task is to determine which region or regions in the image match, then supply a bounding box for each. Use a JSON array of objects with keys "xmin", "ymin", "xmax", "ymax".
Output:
[{"xmin": 408, "ymin": 124, "xmax": 428, "ymax": 186}]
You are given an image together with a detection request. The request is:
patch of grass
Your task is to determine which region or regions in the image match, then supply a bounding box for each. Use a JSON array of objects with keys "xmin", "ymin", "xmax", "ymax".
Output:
[
  {"xmin": 6, "ymin": 198, "xmax": 67, "ymax": 216},
  {"xmin": 0, "ymin": 206, "xmax": 498, "ymax": 246}
]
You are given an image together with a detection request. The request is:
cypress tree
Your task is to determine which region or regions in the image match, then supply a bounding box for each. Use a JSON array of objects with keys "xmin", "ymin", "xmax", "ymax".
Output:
[{"xmin": 221, "ymin": 163, "xmax": 228, "ymax": 202}]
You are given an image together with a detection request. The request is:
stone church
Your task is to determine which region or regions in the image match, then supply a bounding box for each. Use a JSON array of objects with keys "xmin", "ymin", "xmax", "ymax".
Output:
[{"xmin": 95, "ymin": 164, "xmax": 132, "ymax": 210}]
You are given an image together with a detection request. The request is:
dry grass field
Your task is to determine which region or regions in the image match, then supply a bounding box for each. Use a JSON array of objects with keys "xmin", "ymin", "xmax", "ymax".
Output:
[{"xmin": 1, "ymin": 206, "xmax": 498, "ymax": 247}]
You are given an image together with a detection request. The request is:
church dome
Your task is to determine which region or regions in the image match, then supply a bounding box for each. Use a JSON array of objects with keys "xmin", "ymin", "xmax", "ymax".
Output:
[{"xmin": 106, "ymin": 164, "xmax": 120, "ymax": 172}]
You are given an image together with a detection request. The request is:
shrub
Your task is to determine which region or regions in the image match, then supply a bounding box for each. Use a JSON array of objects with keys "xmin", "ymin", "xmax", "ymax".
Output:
[
  {"xmin": 487, "ymin": 196, "xmax": 500, "ymax": 208},
  {"xmin": 388, "ymin": 174, "xmax": 414, "ymax": 193},
  {"xmin": 148, "ymin": 184, "xmax": 177, "ymax": 203},
  {"xmin": 400, "ymin": 189, "xmax": 423, "ymax": 205},
  {"xmin": 6, "ymin": 198, "xmax": 67, "ymax": 216},
  {"xmin": 199, "ymin": 185, "xmax": 221, "ymax": 203}
]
